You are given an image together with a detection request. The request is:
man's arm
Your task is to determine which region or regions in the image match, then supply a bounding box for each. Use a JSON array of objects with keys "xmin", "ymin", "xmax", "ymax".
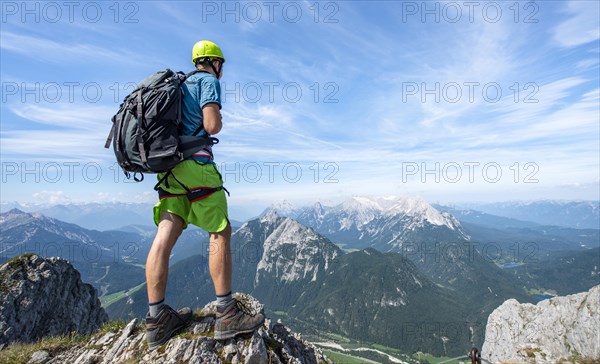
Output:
[{"xmin": 202, "ymin": 103, "xmax": 222, "ymax": 135}]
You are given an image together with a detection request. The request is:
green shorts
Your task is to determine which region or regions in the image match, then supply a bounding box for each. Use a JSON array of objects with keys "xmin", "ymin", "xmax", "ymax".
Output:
[{"xmin": 153, "ymin": 160, "xmax": 229, "ymax": 232}]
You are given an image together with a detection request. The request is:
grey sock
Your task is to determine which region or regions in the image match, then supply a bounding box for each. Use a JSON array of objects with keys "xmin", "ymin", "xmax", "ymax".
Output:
[
  {"xmin": 149, "ymin": 299, "xmax": 165, "ymax": 317},
  {"xmin": 216, "ymin": 292, "xmax": 234, "ymax": 310}
]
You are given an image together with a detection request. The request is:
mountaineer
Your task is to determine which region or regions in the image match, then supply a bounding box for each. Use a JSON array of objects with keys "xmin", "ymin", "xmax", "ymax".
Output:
[{"xmin": 144, "ymin": 40, "xmax": 265, "ymax": 350}]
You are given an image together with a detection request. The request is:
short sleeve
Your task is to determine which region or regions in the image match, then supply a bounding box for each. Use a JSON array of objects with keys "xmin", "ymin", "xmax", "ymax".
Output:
[{"xmin": 199, "ymin": 76, "xmax": 222, "ymax": 109}]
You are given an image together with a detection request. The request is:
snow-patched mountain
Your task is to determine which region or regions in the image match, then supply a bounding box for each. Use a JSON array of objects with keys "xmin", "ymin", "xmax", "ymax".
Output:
[
  {"xmin": 266, "ymin": 200, "xmax": 303, "ymax": 219},
  {"xmin": 255, "ymin": 210, "xmax": 341, "ymax": 284},
  {"xmin": 265, "ymin": 196, "xmax": 469, "ymax": 252},
  {"xmin": 231, "ymin": 210, "xmax": 342, "ymax": 307}
]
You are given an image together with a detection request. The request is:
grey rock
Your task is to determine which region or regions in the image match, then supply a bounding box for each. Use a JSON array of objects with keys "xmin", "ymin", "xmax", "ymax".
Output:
[
  {"xmin": 243, "ymin": 331, "xmax": 268, "ymax": 364},
  {"xmin": 482, "ymin": 284, "xmax": 600, "ymax": 363},
  {"xmin": 101, "ymin": 318, "xmax": 138, "ymax": 364},
  {"xmin": 0, "ymin": 254, "xmax": 108, "ymax": 346},
  {"xmin": 192, "ymin": 315, "xmax": 215, "ymax": 334},
  {"xmin": 27, "ymin": 350, "xmax": 49, "ymax": 364},
  {"xmin": 272, "ymin": 322, "xmax": 328, "ymax": 364},
  {"xmin": 224, "ymin": 340, "xmax": 239, "ymax": 362},
  {"xmin": 24, "ymin": 293, "xmax": 329, "ymax": 364}
]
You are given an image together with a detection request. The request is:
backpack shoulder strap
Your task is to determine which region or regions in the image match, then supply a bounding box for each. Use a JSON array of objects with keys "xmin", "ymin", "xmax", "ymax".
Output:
[
  {"xmin": 181, "ymin": 69, "xmax": 208, "ymax": 82},
  {"xmin": 104, "ymin": 123, "xmax": 115, "ymax": 149}
]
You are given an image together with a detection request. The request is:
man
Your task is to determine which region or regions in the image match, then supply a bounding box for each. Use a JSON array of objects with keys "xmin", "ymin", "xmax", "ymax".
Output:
[
  {"xmin": 468, "ymin": 347, "xmax": 482, "ymax": 364},
  {"xmin": 144, "ymin": 40, "xmax": 264, "ymax": 350}
]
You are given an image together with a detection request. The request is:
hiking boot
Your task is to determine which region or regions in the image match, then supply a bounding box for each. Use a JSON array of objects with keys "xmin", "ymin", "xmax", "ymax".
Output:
[
  {"xmin": 214, "ymin": 299, "xmax": 265, "ymax": 340},
  {"xmin": 145, "ymin": 305, "xmax": 192, "ymax": 350}
]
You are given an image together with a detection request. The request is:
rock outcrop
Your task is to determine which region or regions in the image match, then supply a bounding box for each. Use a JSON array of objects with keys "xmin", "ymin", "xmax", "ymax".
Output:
[
  {"xmin": 0, "ymin": 254, "xmax": 108, "ymax": 346},
  {"xmin": 25, "ymin": 294, "xmax": 328, "ymax": 364},
  {"xmin": 482, "ymin": 284, "xmax": 600, "ymax": 363}
]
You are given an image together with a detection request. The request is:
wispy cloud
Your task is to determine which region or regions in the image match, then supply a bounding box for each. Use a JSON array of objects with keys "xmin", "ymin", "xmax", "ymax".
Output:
[
  {"xmin": 2, "ymin": 102, "xmax": 114, "ymax": 162},
  {"xmin": 552, "ymin": 0, "xmax": 600, "ymax": 48},
  {"xmin": 31, "ymin": 191, "xmax": 72, "ymax": 205},
  {"xmin": 8, "ymin": 104, "xmax": 114, "ymax": 131},
  {"xmin": 1, "ymin": 129, "xmax": 109, "ymax": 161},
  {"xmin": 219, "ymin": 101, "xmax": 345, "ymax": 160},
  {"xmin": 0, "ymin": 31, "xmax": 145, "ymax": 66}
]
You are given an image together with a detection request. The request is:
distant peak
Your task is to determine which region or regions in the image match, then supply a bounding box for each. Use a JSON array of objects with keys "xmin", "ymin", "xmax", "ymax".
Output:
[
  {"xmin": 260, "ymin": 209, "xmax": 282, "ymax": 224},
  {"xmin": 270, "ymin": 199, "xmax": 294, "ymax": 208},
  {"xmin": 264, "ymin": 200, "xmax": 301, "ymax": 218},
  {"xmin": 4, "ymin": 208, "xmax": 28, "ymax": 215},
  {"xmin": 0, "ymin": 208, "xmax": 33, "ymax": 225},
  {"xmin": 341, "ymin": 196, "xmax": 382, "ymax": 211}
]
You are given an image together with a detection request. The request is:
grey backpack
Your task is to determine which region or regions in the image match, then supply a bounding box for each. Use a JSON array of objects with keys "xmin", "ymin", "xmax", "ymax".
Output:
[{"xmin": 105, "ymin": 69, "xmax": 217, "ymax": 181}]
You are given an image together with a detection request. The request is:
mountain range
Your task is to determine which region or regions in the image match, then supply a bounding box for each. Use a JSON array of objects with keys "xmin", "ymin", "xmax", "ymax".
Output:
[
  {"xmin": 1, "ymin": 196, "xmax": 598, "ymax": 358},
  {"xmin": 270, "ymin": 196, "xmax": 470, "ymax": 251},
  {"xmin": 0, "ymin": 208, "xmax": 146, "ymax": 264},
  {"xmin": 0, "ymin": 201, "xmax": 244, "ymax": 231}
]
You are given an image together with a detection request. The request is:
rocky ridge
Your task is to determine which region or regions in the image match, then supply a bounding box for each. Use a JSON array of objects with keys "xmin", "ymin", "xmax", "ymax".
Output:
[
  {"xmin": 24, "ymin": 295, "xmax": 328, "ymax": 364},
  {"xmin": 0, "ymin": 254, "xmax": 108, "ymax": 346},
  {"xmin": 482, "ymin": 284, "xmax": 600, "ymax": 363}
]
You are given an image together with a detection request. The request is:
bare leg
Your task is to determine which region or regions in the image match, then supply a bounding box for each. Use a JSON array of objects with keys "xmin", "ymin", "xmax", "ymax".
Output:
[
  {"xmin": 208, "ymin": 223, "xmax": 232, "ymax": 296},
  {"xmin": 146, "ymin": 212, "xmax": 183, "ymax": 303}
]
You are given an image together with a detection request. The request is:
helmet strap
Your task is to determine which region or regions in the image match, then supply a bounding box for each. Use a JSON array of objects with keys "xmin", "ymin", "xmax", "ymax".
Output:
[
  {"xmin": 195, "ymin": 57, "xmax": 222, "ymax": 79},
  {"xmin": 209, "ymin": 59, "xmax": 222, "ymax": 79}
]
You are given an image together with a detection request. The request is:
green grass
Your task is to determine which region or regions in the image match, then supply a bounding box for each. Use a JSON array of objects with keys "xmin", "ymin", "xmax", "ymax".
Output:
[
  {"xmin": 323, "ymin": 350, "xmax": 376, "ymax": 364},
  {"xmin": 2, "ymin": 254, "xmax": 34, "ymax": 270},
  {"xmin": 0, "ymin": 332, "xmax": 89, "ymax": 364},
  {"xmin": 99, "ymin": 282, "xmax": 146, "ymax": 308},
  {"xmin": 97, "ymin": 320, "xmax": 128, "ymax": 335},
  {"xmin": 1, "ymin": 254, "xmax": 36, "ymax": 293},
  {"xmin": 272, "ymin": 311, "xmax": 287, "ymax": 316},
  {"xmin": 28, "ymin": 322, "xmax": 143, "ymax": 362}
]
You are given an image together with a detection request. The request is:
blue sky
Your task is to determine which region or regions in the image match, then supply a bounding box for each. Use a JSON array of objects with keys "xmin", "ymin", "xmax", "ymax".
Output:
[{"xmin": 1, "ymin": 0, "xmax": 599, "ymax": 218}]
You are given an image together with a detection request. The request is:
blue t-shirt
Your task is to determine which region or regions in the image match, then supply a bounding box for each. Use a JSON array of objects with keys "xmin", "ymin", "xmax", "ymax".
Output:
[{"xmin": 181, "ymin": 71, "xmax": 221, "ymax": 163}]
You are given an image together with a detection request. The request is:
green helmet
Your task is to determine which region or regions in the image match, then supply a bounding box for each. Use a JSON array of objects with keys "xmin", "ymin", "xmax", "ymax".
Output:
[{"xmin": 192, "ymin": 40, "xmax": 225, "ymax": 64}]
